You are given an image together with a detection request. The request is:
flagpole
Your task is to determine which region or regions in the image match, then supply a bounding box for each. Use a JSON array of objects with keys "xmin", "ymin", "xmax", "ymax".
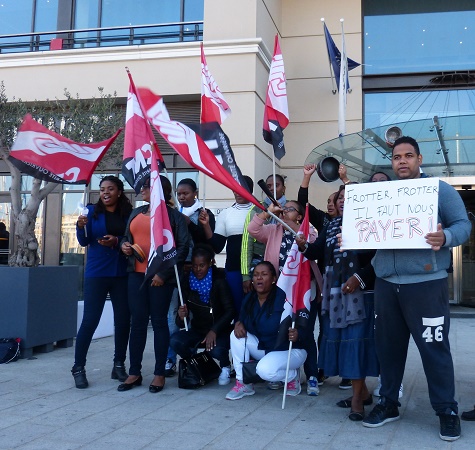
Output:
[
  {"xmin": 282, "ymin": 319, "xmax": 296, "ymax": 409},
  {"xmin": 201, "ymin": 175, "xmax": 206, "ymax": 209},
  {"xmin": 173, "ymin": 264, "xmax": 188, "ymax": 331},
  {"xmin": 266, "ymin": 210, "xmax": 297, "ymax": 236},
  {"xmin": 81, "ymin": 187, "xmax": 88, "ymax": 237},
  {"xmin": 164, "ymin": 167, "xmax": 187, "ymax": 331},
  {"xmin": 272, "ymin": 152, "xmax": 277, "ymax": 201},
  {"xmin": 321, "ymin": 18, "xmax": 337, "ymax": 94},
  {"xmin": 338, "ymin": 18, "xmax": 347, "ymax": 137}
]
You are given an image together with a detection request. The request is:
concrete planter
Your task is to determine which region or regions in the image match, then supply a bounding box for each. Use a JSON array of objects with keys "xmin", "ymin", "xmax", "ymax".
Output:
[{"xmin": 0, "ymin": 266, "xmax": 78, "ymax": 358}]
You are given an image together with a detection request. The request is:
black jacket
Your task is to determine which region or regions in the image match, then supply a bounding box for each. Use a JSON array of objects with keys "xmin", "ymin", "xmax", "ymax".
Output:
[
  {"xmin": 122, "ymin": 204, "xmax": 190, "ymax": 284},
  {"xmin": 176, "ymin": 267, "xmax": 234, "ymax": 336}
]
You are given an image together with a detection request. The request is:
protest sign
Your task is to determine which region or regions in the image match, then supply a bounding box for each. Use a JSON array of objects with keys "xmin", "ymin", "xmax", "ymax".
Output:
[{"xmin": 341, "ymin": 177, "xmax": 439, "ymax": 250}]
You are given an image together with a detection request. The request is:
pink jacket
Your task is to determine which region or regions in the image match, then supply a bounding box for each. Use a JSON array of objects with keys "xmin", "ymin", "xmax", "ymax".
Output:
[{"xmin": 247, "ymin": 214, "xmax": 318, "ymax": 277}]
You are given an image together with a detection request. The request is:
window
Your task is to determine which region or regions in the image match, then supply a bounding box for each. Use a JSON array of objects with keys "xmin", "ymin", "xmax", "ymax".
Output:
[
  {"xmin": 364, "ymin": 0, "xmax": 475, "ymax": 75},
  {"xmin": 0, "ymin": 0, "xmax": 203, "ymax": 52}
]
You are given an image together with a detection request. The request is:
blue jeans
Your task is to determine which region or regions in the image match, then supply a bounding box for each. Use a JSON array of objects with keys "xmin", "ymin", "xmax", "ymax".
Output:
[
  {"xmin": 74, "ymin": 276, "xmax": 130, "ymax": 367},
  {"xmin": 127, "ymin": 272, "xmax": 174, "ymax": 376},
  {"xmin": 170, "ymin": 329, "xmax": 230, "ymax": 368}
]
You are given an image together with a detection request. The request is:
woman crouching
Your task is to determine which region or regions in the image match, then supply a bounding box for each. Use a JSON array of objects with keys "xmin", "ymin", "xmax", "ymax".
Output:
[
  {"xmin": 170, "ymin": 244, "xmax": 235, "ymax": 386},
  {"xmin": 226, "ymin": 261, "xmax": 307, "ymax": 400}
]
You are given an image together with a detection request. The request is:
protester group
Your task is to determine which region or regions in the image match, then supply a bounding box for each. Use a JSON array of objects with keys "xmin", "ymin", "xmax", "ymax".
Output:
[{"xmin": 72, "ymin": 136, "xmax": 473, "ymax": 442}]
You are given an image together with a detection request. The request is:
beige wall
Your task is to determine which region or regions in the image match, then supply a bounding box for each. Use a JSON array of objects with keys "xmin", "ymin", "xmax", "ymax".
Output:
[{"xmin": 0, "ymin": 0, "xmax": 363, "ymax": 212}]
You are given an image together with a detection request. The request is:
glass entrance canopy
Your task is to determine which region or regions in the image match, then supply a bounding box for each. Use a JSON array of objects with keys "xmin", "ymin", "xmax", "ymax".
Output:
[{"xmin": 306, "ymin": 115, "xmax": 475, "ymax": 182}]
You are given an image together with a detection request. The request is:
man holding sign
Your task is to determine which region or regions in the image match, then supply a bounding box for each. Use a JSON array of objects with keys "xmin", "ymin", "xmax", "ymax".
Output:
[{"xmin": 362, "ymin": 137, "xmax": 471, "ymax": 441}]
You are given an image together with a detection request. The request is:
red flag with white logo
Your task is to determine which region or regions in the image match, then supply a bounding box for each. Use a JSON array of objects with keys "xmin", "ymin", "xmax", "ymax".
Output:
[
  {"xmin": 8, "ymin": 114, "xmax": 121, "ymax": 184},
  {"xmin": 145, "ymin": 150, "xmax": 177, "ymax": 283},
  {"xmin": 200, "ymin": 43, "xmax": 231, "ymax": 124},
  {"xmin": 122, "ymin": 71, "xmax": 165, "ymax": 194},
  {"xmin": 263, "ymin": 34, "xmax": 289, "ymax": 160},
  {"xmin": 274, "ymin": 204, "xmax": 312, "ymax": 348},
  {"xmin": 137, "ymin": 87, "xmax": 264, "ymax": 211}
]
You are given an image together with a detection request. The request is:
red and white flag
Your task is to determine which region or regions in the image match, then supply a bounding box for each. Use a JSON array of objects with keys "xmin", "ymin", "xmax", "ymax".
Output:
[
  {"xmin": 263, "ymin": 34, "xmax": 289, "ymax": 160},
  {"xmin": 200, "ymin": 43, "xmax": 231, "ymax": 124},
  {"xmin": 137, "ymin": 87, "xmax": 264, "ymax": 211},
  {"xmin": 145, "ymin": 149, "xmax": 177, "ymax": 283},
  {"xmin": 122, "ymin": 71, "xmax": 165, "ymax": 194},
  {"xmin": 8, "ymin": 114, "xmax": 121, "ymax": 184},
  {"xmin": 274, "ymin": 204, "xmax": 312, "ymax": 348}
]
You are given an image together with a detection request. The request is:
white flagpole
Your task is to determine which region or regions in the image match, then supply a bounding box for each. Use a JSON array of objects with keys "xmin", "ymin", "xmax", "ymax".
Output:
[
  {"xmin": 338, "ymin": 18, "xmax": 348, "ymax": 137},
  {"xmin": 266, "ymin": 210, "xmax": 297, "ymax": 236},
  {"xmin": 272, "ymin": 152, "xmax": 277, "ymax": 201},
  {"xmin": 201, "ymin": 174, "xmax": 207, "ymax": 209},
  {"xmin": 173, "ymin": 264, "xmax": 188, "ymax": 331},
  {"xmin": 162, "ymin": 167, "xmax": 188, "ymax": 331},
  {"xmin": 282, "ymin": 319, "xmax": 296, "ymax": 409},
  {"xmin": 80, "ymin": 187, "xmax": 88, "ymax": 237}
]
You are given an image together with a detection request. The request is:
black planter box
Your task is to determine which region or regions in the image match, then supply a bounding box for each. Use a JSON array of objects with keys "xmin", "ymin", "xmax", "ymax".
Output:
[{"xmin": 0, "ymin": 266, "xmax": 78, "ymax": 358}]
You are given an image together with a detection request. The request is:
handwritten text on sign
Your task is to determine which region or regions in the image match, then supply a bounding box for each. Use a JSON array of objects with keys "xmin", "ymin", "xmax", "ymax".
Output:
[{"xmin": 341, "ymin": 177, "xmax": 439, "ymax": 249}]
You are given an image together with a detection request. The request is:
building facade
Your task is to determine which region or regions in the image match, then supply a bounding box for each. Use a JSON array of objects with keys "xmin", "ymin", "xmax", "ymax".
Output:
[{"xmin": 1, "ymin": 0, "xmax": 474, "ymax": 304}]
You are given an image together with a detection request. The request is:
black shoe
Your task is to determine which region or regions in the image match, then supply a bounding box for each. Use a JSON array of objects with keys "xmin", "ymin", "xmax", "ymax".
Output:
[
  {"xmin": 362, "ymin": 401, "xmax": 400, "ymax": 428},
  {"xmin": 439, "ymin": 413, "xmax": 461, "ymax": 441},
  {"xmin": 461, "ymin": 406, "xmax": 475, "ymax": 421},
  {"xmin": 71, "ymin": 366, "xmax": 89, "ymax": 389},
  {"xmin": 349, "ymin": 410, "xmax": 365, "ymax": 421},
  {"xmin": 117, "ymin": 375, "xmax": 143, "ymax": 392},
  {"xmin": 164, "ymin": 359, "xmax": 176, "ymax": 377},
  {"xmin": 111, "ymin": 362, "xmax": 128, "ymax": 382},
  {"xmin": 149, "ymin": 384, "xmax": 164, "ymax": 393},
  {"xmin": 337, "ymin": 395, "xmax": 373, "ymax": 408},
  {"xmin": 339, "ymin": 379, "xmax": 352, "ymax": 390}
]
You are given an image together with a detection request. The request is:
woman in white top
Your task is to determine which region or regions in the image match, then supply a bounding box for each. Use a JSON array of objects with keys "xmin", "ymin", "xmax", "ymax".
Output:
[{"xmin": 199, "ymin": 176, "xmax": 254, "ymax": 318}]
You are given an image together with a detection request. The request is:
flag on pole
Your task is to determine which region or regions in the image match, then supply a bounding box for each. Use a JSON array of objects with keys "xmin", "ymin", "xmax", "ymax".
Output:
[
  {"xmin": 274, "ymin": 204, "xmax": 312, "ymax": 349},
  {"xmin": 200, "ymin": 43, "xmax": 231, "ymax": 124},
  {"xmin": 338, "ymin": 21, "xmax": 349, "ymax": 137},
  {"xmin": 323, "ymin": 22, "xmax": 360, "ymax": 93},
  {"xmin": 187, "ymin": 121, "xmax": 249, "ymax": 190},
  {"xmin": 122, "ymin": 71, "xmax": 165, "ymax": 194},
  {"xmin": 145, "ymin": 151, "xmax": 177, "ymax": 284},
  {"xmin": 8, "ymin": 114, "xmax": 121, "ymax": 184},
  {"xmin": 263, "ymin": 34, "xmax": 289, "ymax": 160},
  {"xmin": 137, "ymin": 86, "xmax": 264, "ymax": 211}
]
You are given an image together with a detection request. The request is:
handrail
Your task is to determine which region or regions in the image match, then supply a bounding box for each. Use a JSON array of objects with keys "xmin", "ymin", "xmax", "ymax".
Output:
[{"xmin": 0, "ymin": 21, "xmax": 203, "ymax": 53}]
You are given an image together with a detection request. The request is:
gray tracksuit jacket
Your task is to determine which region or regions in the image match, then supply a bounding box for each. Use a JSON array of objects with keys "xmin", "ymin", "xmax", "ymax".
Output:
[{"xmin": 372, "ymin": 179, "xmax": 472, "ymax": 284}]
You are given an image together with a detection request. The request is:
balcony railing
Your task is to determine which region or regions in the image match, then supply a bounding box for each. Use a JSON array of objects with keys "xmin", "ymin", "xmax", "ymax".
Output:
[{"xmin": 0, "ymin": 21, "xmax": 203, "ymax": 54}]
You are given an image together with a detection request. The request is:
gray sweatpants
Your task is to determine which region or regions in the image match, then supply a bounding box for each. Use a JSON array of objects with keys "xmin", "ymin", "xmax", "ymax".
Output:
[{"xmin": 374, "ymin": 277, "xmax": 457, "ymax": 414}]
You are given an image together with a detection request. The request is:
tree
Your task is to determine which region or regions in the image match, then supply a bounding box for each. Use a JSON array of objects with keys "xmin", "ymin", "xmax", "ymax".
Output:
[{"xmin": 0, "ymin": 82, "xmax": 125, "ymax": 267}]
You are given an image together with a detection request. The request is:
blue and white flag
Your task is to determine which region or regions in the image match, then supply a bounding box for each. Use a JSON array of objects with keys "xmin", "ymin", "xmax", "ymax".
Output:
[{"xmin": 323, "ymin": 22, "xmax": 360, "ymax": 92}]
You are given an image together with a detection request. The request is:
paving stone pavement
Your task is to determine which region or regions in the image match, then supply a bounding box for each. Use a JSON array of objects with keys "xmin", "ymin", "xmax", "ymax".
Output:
[{"xmin": 1, "ymin": 316, "xmax": 474, "ymax": 449}]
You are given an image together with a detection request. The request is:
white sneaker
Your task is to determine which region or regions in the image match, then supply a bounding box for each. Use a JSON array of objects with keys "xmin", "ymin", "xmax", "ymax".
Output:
[
  {"xmin": 218, "ymin": 366, "xmax": 231, "ymax": 386},
  {"xmin": 286, "ymin": 376, "xmax": 302, "ymax": 396},
  {"xmin": 373, "ymin": 376, "xmax": 403, "ymax": 399},
  {"xmin": 225, "ymin": 380, "xmax": 255, "ymax": 400},
  {"xmin": 306, "ymin": 376, "xmax": 320, "ymax": 396}
]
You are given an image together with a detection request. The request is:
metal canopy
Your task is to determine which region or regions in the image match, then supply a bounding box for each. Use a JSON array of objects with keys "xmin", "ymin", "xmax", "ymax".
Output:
[{"xmin": 305, "ymin": 114, "xmax": 475, "ymax": 182}]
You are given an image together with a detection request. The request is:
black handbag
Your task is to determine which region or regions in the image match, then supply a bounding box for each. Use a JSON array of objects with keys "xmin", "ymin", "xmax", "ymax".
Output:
[
  {"xmin": 241, "ymin": 338, "xmax": 263, "ymax": 384},
  {"xmin": 178, "ymin": 351, "xmax": 221, "ymax": 389},
  {"xmin": 0, "ymin": 338, "xmax": 21, "ymax": 364}
]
